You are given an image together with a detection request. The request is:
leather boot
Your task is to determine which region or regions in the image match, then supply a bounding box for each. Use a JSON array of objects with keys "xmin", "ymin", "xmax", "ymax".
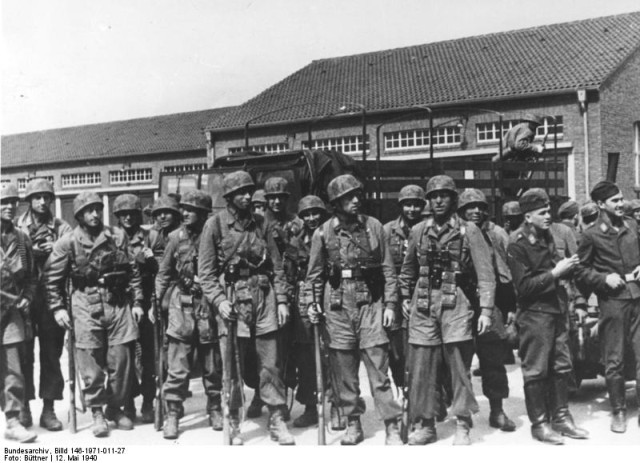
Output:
[
  {"xmin": 488, "ymin": 398, "xmax": 515, "ymax": 432},
  {"xmin": 140, "ymin": 399, "xmax": 154, "ymax": 424},
  {"xmin": 91, "ymin": 407, "xmax": 109, "ymax": 438},
  {"xmin": 607, "ymin": 377, "xmax": 627, "ymax": 433},
  {"xmin": 123, "ymin": 397, "xmax": 136, "ymax": 422},
  {"xmin": 293, "ymin": 404, "xmax": 318, "ymax": 428},
  {"xmin": 207, "ymin": 396, "xmax": 223, "ymax": 431},
  {"xmin": 549, "ymin": 376, "xmax": 589, "ymax": 439},
  {"xmin": 269, "ymin": 406, "xmax": 295, "ymax": 445},
  {"xmin": 246, "ymin": 392, "xmax": 263, "ymax": 419},
  {"xmin": 384, "ymin": 418, "xmax": 403, "ymax": 445},
  {"xmin": 163, "ymin": 401, "xmax": 180, "ymax": 440},
  {"xmin": 230, "ymin": 411, "xmax": 244, "ymax": 445},
  {"xmin": 19, "ymin": 401, "xmax": 33, "ymax": 428},
  {"xmin": 453, "ymin": 415, "xmax": 472, "ymax": 445},
  {"xmin": 524, "ymin": 381, "xmax": 564, "ymax": 445},
  {"xmin": 330, "ymin": 404, "xmax": 347, "ymax": 430},
  {"xmin": 408, "ymin": 418, "xmax": 437, "ymax": 445},
  {"xmin": 105, "ymin": 406, "xmax": 134, "ymax": 430},
  {"xmin": 340, "ymin": 416, "xmax": 364, "ymax": 445},
  {"xmin": 4, "ymin": 416, "xmax": 37, "ymax": 443},
  {"xmin": 39, "ymin": 400, "xmax": 63, "ymax": 431}
]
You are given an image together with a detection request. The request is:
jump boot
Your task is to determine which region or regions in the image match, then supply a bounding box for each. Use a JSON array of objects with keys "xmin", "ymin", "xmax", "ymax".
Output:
[
  {"xmin": 207, "ymin": 396, "xmax": 223, "ymax": 431},
  {"xmin": 105, "ymin": 406, "xmax": 134, "ymax": 430},
  {"xmin": 163, "ymin": 401, "xmax": 180, "ymax": 440},
  {"xmin": 247, "ymin": 391, "xmax": 264, "ymax": 418},
  {"xmin": 269, "ymin": 406, "xmax": 295, "ymax": 445},
  {"xmin": 407, "ymin": 418, "xmax": 437, "ymax": 445},
  {"xmin": 340, "ymin": 416, "xmax": 364, "ymax": 445},
  {"xmin": 453, "ymin": 415, "xmax": 472, "ymax": 445},
  {"xmin": 384, "ymin": 417, "xmax": 403, "ymax": 445},
  {"xmin": 5, "ymin": 415, "xmax": 37, "ymax": 443},
  {"xmin": 19, "ymin": 401, "xmax": 33, "ymax": 428},
  {"xmin": 524, "ymin": 381, "xmax": 564, "ymax": 445},
  {"xmin": 607, "ymin": 377, "xmax": 627, "ymax": 433},
  {"xmin": 293, "ymin": 404, "xmax": 318, "ymax": 428},
  {"xmin": 549, "ymin": 375, "xmax": 589, "ymax": 439},
  {"xmin": 140, "ymin": 398, "xmax": 155, "ymax": 424},
  {"xmin": 488, "ymin": 398, "xmax": 515, "ymax": 432},
  {"xmin": 39, "ymin": 399, "xmax": 63, "ymax": 431},
  {"xmin": 91, "ymin": 407, "xmax": 110, "ymax": 438}
]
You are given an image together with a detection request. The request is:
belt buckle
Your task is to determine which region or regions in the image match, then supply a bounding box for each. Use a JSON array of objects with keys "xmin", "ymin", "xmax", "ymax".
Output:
[{"xmin": 341, "ymin": 269, "xmax": 353, "ymax": 279}]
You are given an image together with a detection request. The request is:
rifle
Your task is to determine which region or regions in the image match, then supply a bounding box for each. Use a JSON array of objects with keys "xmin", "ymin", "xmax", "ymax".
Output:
[
  {"xmin": 311, "ymin": 287, "xmax": 326, "ymax": 445},
  {"xmin": 400, "ymin": 328, "xmax": 410, "ymax": 443},
  {"xmin": 66, "ymin": 278, "xmax": 77, "ymax": 433},
  {"xmin": 152, "ymin": 287, "xmax": 164, "ymax": 431}
]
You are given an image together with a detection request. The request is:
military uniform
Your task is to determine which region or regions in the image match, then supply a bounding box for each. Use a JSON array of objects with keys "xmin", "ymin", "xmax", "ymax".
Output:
[{"xmin": 575, "ymin": 183, "xmax": 640, "ymax": 432}]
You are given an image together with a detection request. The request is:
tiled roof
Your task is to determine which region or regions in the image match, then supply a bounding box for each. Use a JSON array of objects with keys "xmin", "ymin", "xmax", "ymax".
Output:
[
  {"xmin": 1, "ymin": 107, "xmax": 233, "ymax": 168},
  {"xmin": 209, "ymin": 12, "xmax": 640, "ymax": 131}
]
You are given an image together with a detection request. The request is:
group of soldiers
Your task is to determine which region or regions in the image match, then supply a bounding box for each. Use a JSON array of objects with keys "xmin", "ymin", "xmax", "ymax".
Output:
[{"xmin": 1, "ymin": 169, "xmax": 639, "ymax": 446}]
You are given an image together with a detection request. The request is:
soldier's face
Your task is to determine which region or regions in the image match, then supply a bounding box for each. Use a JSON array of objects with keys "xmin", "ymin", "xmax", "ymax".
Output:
[
  {"xmin": 599, "ymin": 192, "xmax": 624, "ymax": 219},
  {"xmin": 252, "ymin": 202, "xmax": 265, "ymax": 216},
  {"xmin": 633, "ymin": 209, "xmax": 640, "ymax": 224},
  {"xmin": 267, "ymin": 194, "xmax": 288, "ymax": 214},
  {"xmin": 0, "ymin": 198, "xmax": 17, "ymax": 222},
  {"xmin": 80, "ymin": 205, "xmax": 103, "ymax": 229},
  {"xmin": 337, "ymin": 190, "xmax": 362, "ymax": 216},
  {"xmin": 401, "ymin": 200, "xmax": 424, "ymax": 222},
  {"xmin": 117, "ymin": 210, "xmax": 141, "ymax": 230},
  {"xmin": 526, "ymin": 206, "xmax": 551, "ymax": 230},
  {"xmin": 428, "ymin": 191, "xmax": 454, "ymax": 219},
  {"xmin": 154, "ymin": 210, "xmax": 177, "ymax": 230},
  {"xmin": 462, "ymin": 203, "xmax": 487, "ymax": 225},
  {"xmin": 301, "ymin": 209, "xmax": 322, "ymax": 231},
  {"xmin": 30, "ymin": 193, "xmax": 53, "ymax": 215},
  {"xmin": 231, "ymin": 187, "xmax": 252, "ymax": 211},
  {"xmin": 182, "ymin": 205, "xmax": 200, "ymax": 227}
]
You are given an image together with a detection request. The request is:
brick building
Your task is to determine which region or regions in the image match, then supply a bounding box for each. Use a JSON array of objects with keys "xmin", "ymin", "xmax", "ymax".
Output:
[
  {"xmin": 205, "ymin": 12, "xmax": 640, "ymax": 202},
  {"xmin": 1, "ymin": 108, "xmax": 231, "ymax": 225}
]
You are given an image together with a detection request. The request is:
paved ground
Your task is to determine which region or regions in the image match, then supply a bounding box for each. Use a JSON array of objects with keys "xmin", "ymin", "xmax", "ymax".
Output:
[{"xmin": 2, "ymin": 348, "xmax": 639, "ymax": 448}]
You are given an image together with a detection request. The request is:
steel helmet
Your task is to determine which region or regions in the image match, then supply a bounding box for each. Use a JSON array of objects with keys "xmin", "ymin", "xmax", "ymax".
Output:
[
  {"xmin": 113, "ymin": 193, "xmax": 142, "ymax": 215},
  {"xmin": 180, "ymin": 189, "xmax": 212, "ymax": 212},
  {"xmin": 73, "ymin": 192, "xmax": 103, "ymax": 217},
  {"xmin": 580, "ymin": 202, "xmax": 599, "ymax": 220},
  {"xmin": 502, "ymin": 201, "xmax": 522, "ymax": 217},
  {"xmin": 425, "ymin": 175, "xmax": 457, "ymax": 198},
  {"xmin": 458, "ymin": 188, "xmax": 488, "ymax": 211},
  {"xmin": 327, "ymin": 174, "xmax": 363, "ymax": 202},
  {"xmin": 251, "ymin": 189, "xmax": 266, "ymax": 204},
  {"xmin": 223, "ymin": 171, "xmax": 255, "ymax": 197},
  {"xmin": 298, "ymin": 195, "xmax": 327, "ymax": 215},
  {"xmin": 1, "ymin": 183, "xmax": 20, "ymax": 201},
  {"xmin": 629, "ymin": 199, "xmax": 640, "ymax": 212},
  {"xmin": 264, "ymin": 177, "xmax": 290, "ymax": 197},
  {"xmin": 522, "ymin": 114, "xmax": 543, "ymax": 125},
  {"xmin": 398, "ymin": 185, "xmax": 426, "ymax": 205},
  {"xmin": 151, "ymin": 195, "xmax": 181, "ymax": 216},
  {"xmin": 24, "ymin": 178, "xmax": 55, "ymax": 200}
]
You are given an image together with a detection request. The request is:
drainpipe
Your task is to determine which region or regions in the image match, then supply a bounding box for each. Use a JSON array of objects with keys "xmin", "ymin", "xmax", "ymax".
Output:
[
  {"xmin": 577, "ymin": 89, "xmax": 589, "ymax": 198},
  {"xmin": 635, "ymin": 122, "xmax": 640, "ymax": 196}
]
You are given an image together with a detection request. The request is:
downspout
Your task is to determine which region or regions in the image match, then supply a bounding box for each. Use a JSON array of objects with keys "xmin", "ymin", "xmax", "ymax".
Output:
[
  {"xmin": 634, "ymin": 122, "xmax": 640, "ymax": 196},
  {"xmin": 578, "ymin": 89, "xmax": 589, "ymax": 198}
]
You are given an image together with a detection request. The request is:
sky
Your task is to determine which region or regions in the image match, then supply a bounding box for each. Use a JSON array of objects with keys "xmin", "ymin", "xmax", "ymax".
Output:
[{"xmin": 2, "ymin": 0, "xmax": 639, "ymax": 135}]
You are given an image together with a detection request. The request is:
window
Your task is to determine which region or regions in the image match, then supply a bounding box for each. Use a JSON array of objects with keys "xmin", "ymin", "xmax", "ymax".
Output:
[
  {"xmin": 476, "ymin": 121, "xmax": 517, "ymax": 143},
  {"xmin": 109, "ymin": 168, "xmax": 153, "ymax": 185},
  {"xmin": 535, "ymin": 116, "xmax": 564, "ymax": 139},
  {"xmin": 384, "ymin": 127, "xmax": 460, "ymax": 151},
  {"xmin": 302, "ymin": 135, "xmax": 370, "ymax": 154},
  {"xmin": 163, "ymin": 163, "xmax": 207, "ymax": 173},
  {"xmin": 1, "ymin": 179, "xmax": 10, "ymax": 186},
  {"xmin": 62, "ymin": 172, "xmax": 102, "ymax": 188},
  {"xmin": 228, "ymin": 143, "xmax": 289, "ymax": 154},
  {"xmin": 17, "ymin": 178, "xmax": 28, "ymax": 191}
]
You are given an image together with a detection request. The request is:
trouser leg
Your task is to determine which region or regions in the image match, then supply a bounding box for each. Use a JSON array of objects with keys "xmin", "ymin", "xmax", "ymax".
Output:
[
  {"xmin": 163, "ymin": 337, "xmax": 192, "ymax": 403},
  {"xmin": 599, "ymin": 301, "xmax": 629, "ymax": 412},
  {"xmin": 294, "ymin": 343, "xmax": 316, "ymax": 406},
  {"xmin": 329, "ymin": 348, "xmax": 365, "ymax": 418},
  {"xmin": 443, "ymin": 341, "xmax": 478, "ymax": 417},
  {"xmin": 37, "ymin": 309, "xmax": 66, "ymax": 401},
  {"xmin": 21, "ymin": 338, "xmax": 35, "ymax": 401},
  {"xmin": 361, "ymin": 344, "xmax": 402, "ymax": 422},
  {"xmin": 476, "ymin": 336, "xmax": 509, "ymax": 402},
  {"xmin": 76, "ymin": 347, "xmax": 107, "ymax": 408},
  {"xmin": 139, "ymin": 316, "xmax": 156, "ymax": 403},
  {"xmin": 198, "ymin": 343, "xmax": 221, "ymax": 402},
  {"xmin": 255, "ymin": 331, "xmax": 286, "ymax": 407},
  {"xmin": 106, "ymin": 342, "xmax": 134, "ymax": 408},
  {"xmin": 1, "ymin": 344, "xmax": 26, "ymax": 414},
  {"xmin": 387, "ymin": 328, "xmax": 406, "ymax": 388},
  {"xmin": 408, "ymin": 344, "xmax": 441, "ymax": 421}
]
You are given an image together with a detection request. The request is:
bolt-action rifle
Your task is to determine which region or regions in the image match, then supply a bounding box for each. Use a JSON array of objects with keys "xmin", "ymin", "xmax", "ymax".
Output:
[{"xmin": 311, "ymin": 286, "xmax": 326, "ymax": 445}]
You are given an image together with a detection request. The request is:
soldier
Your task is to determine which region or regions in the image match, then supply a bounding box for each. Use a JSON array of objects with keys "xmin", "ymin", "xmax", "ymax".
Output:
[
  {"xmin": 155, "ymin": 190, "xmax": 222, "ymax": 440},
  {"xmin": 1, "ymin": 184, "xmax": 38, "ymax": 443},
  {"xmin": 288, "ymin": 195, "xmax": 327, "ymax": 428},
  {"xmin": 307, "ymin": 174, "xmax": 403, "ymax": 446},
  {"xmin": 263, "ymin": 176, "xmax": 302, "ymax": 419},
  {"xmin": 575, "ymin": 181, "xmax": 640, "ymax": 433},
  {"xmin": 579, "ymin": 202, "xmax": 599, "ymax": 231},
  {"xmin": 457, "ymin": 188, "xmax": 516, "ymax": 432},
  {"xmin": 383, "ymin": 185, "xmax": 426, "ymax": 390},
  {"xmin": 45, "ymin": 191, "xmax": 144, "ymax": 437},
  {"xmin": 507, "ymin": 188, "xmax": 588, "ymax": 445},
  {"xmin": 495, "ymin": 114, "xmax": 546, "ymax": 162},
  {"xmin": 399, "ymin": 176, "xmax": 495, "ymax": 446},
  {"xmin": 629, "ymin": 199, "xmax": 640, "ymax": 226},
  {"xmin": 151, "ymin": 195, "xmax": 182, "ymax": 246},
  {"xmin": 557, "ymin": 200, "xmax": 580, "ymax": 234},
  {"xmin": 251, "ymin": 189, "xmax": 266, "ymax": 217},
  {"xmin": 14, "ymin": 178, "xmax": 72, "ymax": 431},
  {"xmin": 198, "ymin": 171, "xmax": 294, "ymax": 445},
  {"xmin": 112, "ymin": 194, "xmax": 159, "ymax": 423},
  {"xmin": 502, "ymin": 201, "xmax": 524, "ymax": 234}
]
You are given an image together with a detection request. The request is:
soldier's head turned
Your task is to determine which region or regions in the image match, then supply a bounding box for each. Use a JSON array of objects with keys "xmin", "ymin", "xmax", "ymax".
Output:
[
  {"xmin": 264, "ymin": 177, "xmax": 290, "ymax": 215},
  {"xmin": 557, "ymin": 200, "xmax": 579, "ymax": 226},
  {"xmin": 458, "ymin": 188, "xmax": 488, "ymax": 226},
  {"xmin": 501, "ymin": 200, "xmax": 524, "ymax": 231},
  {"xmin": 73, "ymin": 192, "xmax": 104, "ymax": 231},
  {"xmin": 425, "ymin": 175, "xmax": 458, "ymax": 222},
  {"xmin": 223, "ymin": 171, "xmax": 255, "ymax": 212},
  {"xmin": 25, "ymin": 177, "xmax": 55, "ymax": 216},
  {"xmin": 113, "ymin": 193, "xmax": 142, "ymax": 231},
  {"xmin": 251, "ymin": 189, "xmax": 266, "ymax": 216},
  {"xmin": 580, "ymin": 202, "xmax": 599, "ymax": 227},
  {"xmin": 179, "ymin": 189, "xmax": 212, "ymax": 228},
  {"xmin": 591, "ymin": 180, "xmax": 624, "ymax": 220},
  {"xmin": 327, "ymin": 174, "xmax": 363, "ymax": 217},
  {"xmin": 0, "ymin": 183, "xmax": 20, "ymax": 223},
  {"xmin": 398, "ymin": 185, "xmax": 425, "ymax": 225},
  {"xmin": 519, "ymin": 188, "xmax": 551, "ymax": 231},
  {"xmin": 629, "ymin": 199, "xmax": 640, "ymax": 225}
]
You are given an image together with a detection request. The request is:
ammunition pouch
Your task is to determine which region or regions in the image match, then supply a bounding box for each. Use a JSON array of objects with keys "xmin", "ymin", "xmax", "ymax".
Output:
[
  {"xmin": 85, "ymin": 287, "xmax": 104, "ymax": 319},
  {"xmin": 98, "ymin": 270, "xmax": 128, "ymax": 291},
  {"xmin": 329, "ymin": 286, "xmax": 342, "ymax": 311},
  {"xmin": 224, "ymin": 259, "xmax": 252, "ymax": 285},
  {"xmin": 416, "ymin": 267, "xmax": 431, "ymax": 314},
  {"xmin": 440, "ymin": 271, "xmax": 457, "ymax": 310},
  {"xmin": 233, "ymin": 279, "xmax": 254, "ymax": 325}
]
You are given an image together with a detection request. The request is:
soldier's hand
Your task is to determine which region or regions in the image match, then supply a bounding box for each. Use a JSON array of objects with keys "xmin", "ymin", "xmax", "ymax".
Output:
[
  {"xmin": 575, "ymin": 308, "xmax": 588, "ymax": 325},
  {"xmin": 605, "ymin": 273, "xmax": 625, "ymax": 290},
  {"xmin": 551, "ymin": 255, "xmax": 579, "ymax": 279},
  {"xmin": 477, "ymin": 314, "xmax": 492, "ymax": 335},
  {"xmin": 383, "ymin": 308, "xmax": 395, "ymax": 328},
  {"xmin": 54, "ymin": 309, "xmax": 72, "ymax": 330},
  {"xmin": 402, "ymin": 300, "xmax": 411, "ymax": 320},
  {"xmin": 16, "ymin": 297, "xmax": 30, "ymax": 312},
  {"xmin": 308, "ymin": 303, "xmax": 323, "ymax": 325},
  {"xmin": 506, "ymin": 311, "xmax": 516, "ymax": 325},
  {"xmin": 38, "ymin": 241, "xmax": 54, "ymax": 254},
  {"xmin": 132, "ymin": 305, "xmax": 144, "ymax": 323},
  {"xmin": 218, "ymin": 300, "xmax": 236, "ymax": 321},
  {"xmin": 142, "ymin": 247, "xmax": 154, "ymax": 260},
  {"xmin": 148, "ymin": 310, "xmax": 156, "ymax": 324},
  {"xmin": 633, "ymin": 265, "xmax": 640, "ymax": 281},
  {"xmin": 277, "ymin": 303, "xmax": 290, "ymax": 326}
]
